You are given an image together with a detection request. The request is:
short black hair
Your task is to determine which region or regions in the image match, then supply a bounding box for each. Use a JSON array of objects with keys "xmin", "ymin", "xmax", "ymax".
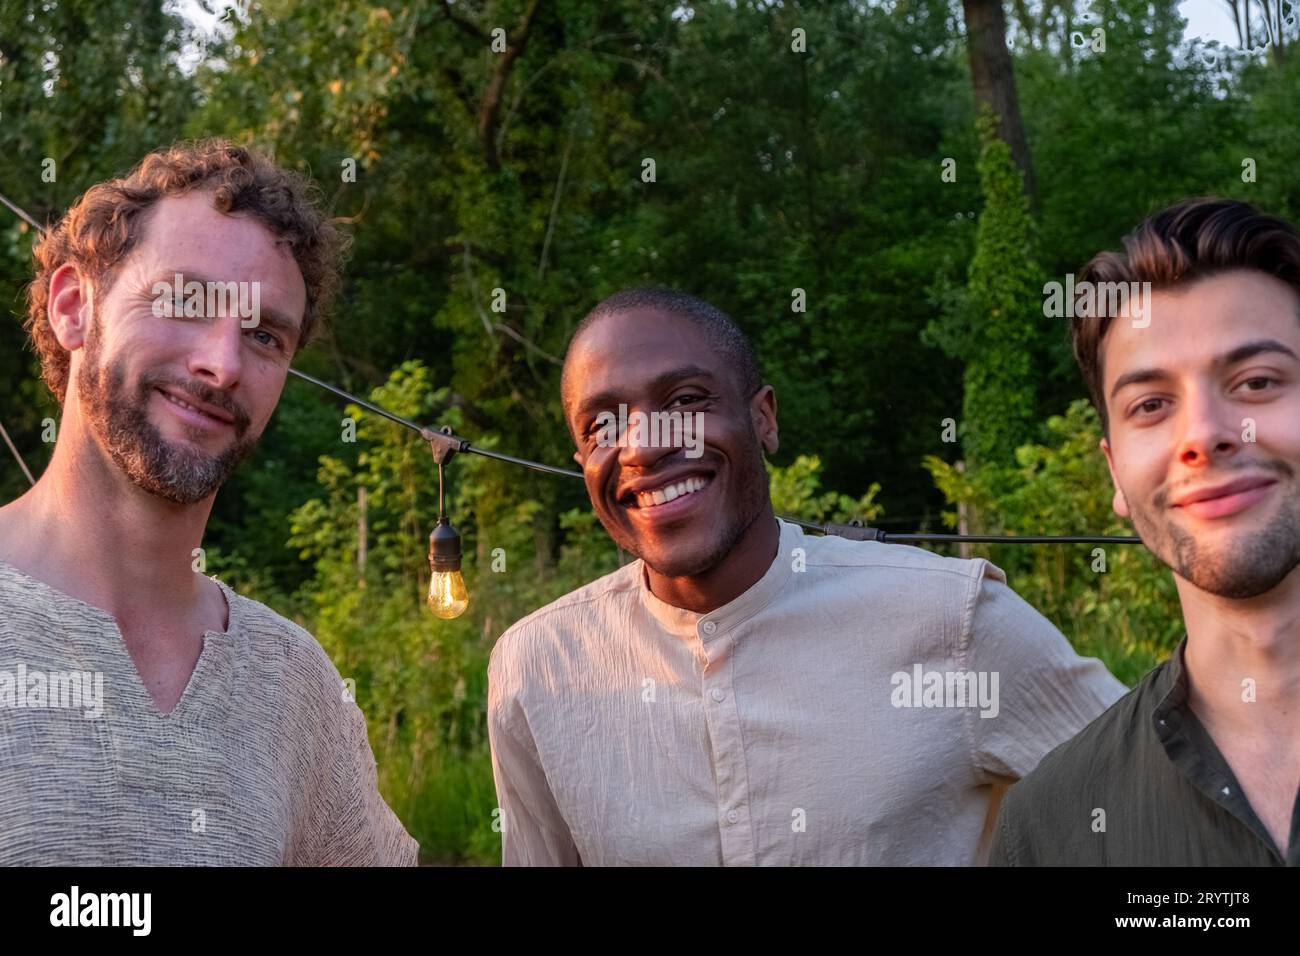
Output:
[{"xmin": 561, "ymin": 286, "xmax": 764, "ymax": 423}]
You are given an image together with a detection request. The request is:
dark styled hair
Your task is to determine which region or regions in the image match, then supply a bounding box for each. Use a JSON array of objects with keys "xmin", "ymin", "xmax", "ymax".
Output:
[{"xmin": 1070, "ymin": 197, "xmax": 1300, "ymax": 434}]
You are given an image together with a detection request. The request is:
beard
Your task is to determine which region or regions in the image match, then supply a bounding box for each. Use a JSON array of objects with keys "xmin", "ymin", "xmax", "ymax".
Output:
[
  {"xmin": 1126, "ymin": 463, "xmax": 1300, "ymax": 599},
  {"xmin": 642, "ymin": 504, "xmax": 764, "ymax": 580},
  {"xmin": 76, "ymin": 308, "xmax": 259, "ymax": 505}
]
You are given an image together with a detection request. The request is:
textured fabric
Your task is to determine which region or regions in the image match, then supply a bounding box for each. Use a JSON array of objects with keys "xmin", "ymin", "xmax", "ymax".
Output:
[
  {"xmin": 990, "ymin": 638, "xmax": 1299, "ymax": 866},
  {"xmin": 0, "ymin": 558, "xmax": 417, "ymax": 866},
  {"xmin": 488, "ymin": 517, "xmax": 1127, "ymax": 866}
]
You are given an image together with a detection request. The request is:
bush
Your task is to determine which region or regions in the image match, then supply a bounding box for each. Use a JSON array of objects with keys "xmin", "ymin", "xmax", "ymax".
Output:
[{"xmin": 924, "ymin": 399, "xmax": 1182, "ymax": 685}]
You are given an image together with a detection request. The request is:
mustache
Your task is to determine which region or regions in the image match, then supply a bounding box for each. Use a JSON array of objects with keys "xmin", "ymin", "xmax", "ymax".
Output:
[
  {"xmin": 1154, "ymin": 458, "xmax": 1294, "ymax": 510},
  {"xmin": 139, "ymin": 369, "xmax": 251, "ymax": 430}
]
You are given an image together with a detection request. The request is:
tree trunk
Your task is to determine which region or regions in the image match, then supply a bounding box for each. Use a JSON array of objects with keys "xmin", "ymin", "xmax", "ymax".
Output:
[
  {"xmin": 357, "ymin": 485, "xmax": 368, "ymax": 587},
  {"xmin": 961, "ymin": 0, "xmax": 1036, "ymax": 200}
]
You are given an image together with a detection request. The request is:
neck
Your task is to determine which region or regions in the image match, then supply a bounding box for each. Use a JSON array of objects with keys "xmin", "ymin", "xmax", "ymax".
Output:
[
  {"xmin": 644, "ymin": 508, "xmax": 780, "ymax": 614},
  {"xmin": 0, "ymin": 406, "xmax": 214, "ymax": 622},
  {"xmin": 1178, "ymin": 567, "xmax": 1300, "ymax": 733}
]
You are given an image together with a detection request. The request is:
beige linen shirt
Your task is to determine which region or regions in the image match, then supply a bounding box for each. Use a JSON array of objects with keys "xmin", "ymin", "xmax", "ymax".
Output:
[
  {"xmin": 488, "ymin": 517, "xmax": 1126, "ymax": 866},
  {"xmin": 0, "ymin": 558, "xmax": 417, "ymax": 866}
]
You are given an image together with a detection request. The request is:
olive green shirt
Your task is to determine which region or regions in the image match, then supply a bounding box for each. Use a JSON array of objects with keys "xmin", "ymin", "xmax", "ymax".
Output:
[{"xmin": 990, "ymin": 638, "xmax": 1299, "ymax": 866}]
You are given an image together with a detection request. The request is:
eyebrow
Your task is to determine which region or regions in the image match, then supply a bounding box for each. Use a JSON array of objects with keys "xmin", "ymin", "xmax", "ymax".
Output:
[
  {"xmin": 1109, "ymin": 338, "xmax": 1299, "ymax": 400},
  {"xmin": 573, "ymin": 364, "xmax": 718, "ymax": 424},
  {"xmin": 143, "ymin": 270, "xmax": 303, "ymax": 346}
]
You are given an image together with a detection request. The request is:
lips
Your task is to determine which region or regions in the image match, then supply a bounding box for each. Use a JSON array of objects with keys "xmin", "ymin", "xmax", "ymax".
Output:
[
  {"xmin": 1172, "ymin": 476, "xmax": 1278, "ymax": 520},
  {"xmin": 615, "ymin": 471, "xmax": 715, "ymax": 526},
  {"xmin": 155, "ymin": 387, "xmax": 237, "ymax": 430},
  {"xmin": 619, "ymin": 472, "xmax": 713, "ymax": 507}
]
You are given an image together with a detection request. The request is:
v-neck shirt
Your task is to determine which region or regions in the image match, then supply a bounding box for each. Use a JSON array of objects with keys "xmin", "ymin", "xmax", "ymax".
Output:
[{"xmin": 0, "ymin": 557, "xmax": 417, "ymax": 865}]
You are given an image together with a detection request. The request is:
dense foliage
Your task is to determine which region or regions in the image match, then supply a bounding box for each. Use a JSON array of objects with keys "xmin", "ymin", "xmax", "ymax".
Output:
[{"xmin": 3, "ymin": 0, "xmax": 1297, "ymax": 862}]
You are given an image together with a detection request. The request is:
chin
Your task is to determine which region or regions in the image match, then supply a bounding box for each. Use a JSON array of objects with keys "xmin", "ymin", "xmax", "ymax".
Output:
[{"xmin": 641, "ymin": 543, "xmax": 721, "ymax": 579}]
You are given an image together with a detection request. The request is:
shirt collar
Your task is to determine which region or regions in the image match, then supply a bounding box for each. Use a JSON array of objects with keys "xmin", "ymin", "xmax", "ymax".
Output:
[
  {"xmin": 1151, "ymin": 635, "xmax": 1190, "ymax": 739},
  {"xmin": 637, "ymin": 517, "xmax": 800, "ymax": 640},
  {"xmin": 0, "ymin": 557, "xmax": 240, "ymax": 639},
  {"xmin": 1151, "ymin": 634, "xmax": 1290, "ymax": 863}
]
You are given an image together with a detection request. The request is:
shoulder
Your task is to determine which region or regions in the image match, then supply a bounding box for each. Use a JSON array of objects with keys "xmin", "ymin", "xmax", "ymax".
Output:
[
  {"xmin": 1001, "ymin": 659, "xmax": 1166, "ymax": 818},
  {"xmin": 0, "ymin": 560, "xmax": 63, "ymax": 639},
  {"xmin": 213, "ymin": 578, "xmax": 345, "ymax": 700},
  {"xmin": 488, "ymin": 561, "xmax": 642, "ymax": 685},
  {"xmin": 792, "ymin": 525, "xmax": 1006, "ymax": 617},
  {"xmin": 800, "ymin": 528, "xmax": 997, "ymax": 581}
]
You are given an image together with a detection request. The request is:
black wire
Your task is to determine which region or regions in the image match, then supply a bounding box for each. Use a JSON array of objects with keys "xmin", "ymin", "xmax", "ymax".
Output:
[
  {"xmin": 292, "ymin": 370, "xmax": 1142, "ymax": 545},
  {"xmin": 4, "ymin": 192, "xmax": 1143, "ymax": 546},
  {"xmin": 887, "ymin": 533, "xmax": 1141, "ymax": 544},
  {"xmin": 288, "ymin": 368, "xmax": 584, "ymax": 479},
  {"xmin": 0, "ymin": 189, "xmax": 44, "ymax": 232}
]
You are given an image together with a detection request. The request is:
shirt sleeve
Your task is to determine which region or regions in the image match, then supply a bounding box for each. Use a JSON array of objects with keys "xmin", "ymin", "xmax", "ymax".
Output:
[
  {"xmin": 487, "ymin": 636, "xmax": 581, "ymax": 867},
  {"xmin": 303, "ymin": 693, "xmax": 420, "ymax": 867},
  {"xmin": 987, "ymin": 786, "xmax": 1029, "ymax": 866},
  {"xmin": 962, "ymin": 560, "xmax": 1127, "ymax": 784}
]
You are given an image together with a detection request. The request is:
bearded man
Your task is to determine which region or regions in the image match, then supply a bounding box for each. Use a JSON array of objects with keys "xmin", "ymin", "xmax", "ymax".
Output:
[{"xmin": 0, "ymin": 140, "xmax": 416, "ymax": 865}]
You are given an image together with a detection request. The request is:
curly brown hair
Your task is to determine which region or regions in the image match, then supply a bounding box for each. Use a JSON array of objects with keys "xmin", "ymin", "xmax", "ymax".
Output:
[{"xmin": 25, "ymin": 138, "xmax": 347, "ymax": 403}]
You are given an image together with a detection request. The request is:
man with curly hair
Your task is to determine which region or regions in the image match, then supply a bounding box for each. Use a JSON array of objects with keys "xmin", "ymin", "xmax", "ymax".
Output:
[{"xmin": 0, "ymin": 140, "xmax": 417, "ymax": 865}]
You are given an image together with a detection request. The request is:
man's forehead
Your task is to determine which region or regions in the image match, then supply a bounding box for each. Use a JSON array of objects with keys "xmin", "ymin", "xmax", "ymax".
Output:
[
  {"xmin": 129, "ymin": 194, "xmax": 303, "ymax": 286},
  {"xmin": 578, "ymin": 307, "xmax": 708, "ymax": 351},
  {"xmin": 1103, "ymin": 275, "xmax": 1300, "ymax": 386},
  {"xmin": 572, "ymin": 310, "xmax": 722, "ymax": 392}
]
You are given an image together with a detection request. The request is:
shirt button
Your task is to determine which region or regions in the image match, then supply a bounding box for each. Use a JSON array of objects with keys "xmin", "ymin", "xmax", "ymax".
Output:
[
  {"xmin": 727, "ymin": 810, "xmax": 739, "ymax": 824},
  {"xmin": 710, "ymin": 688, "xmax": 726, "ymax": 702},
  {"xmin": 702, "ymin": 621, "xmax": 717, "ymax": 635}
]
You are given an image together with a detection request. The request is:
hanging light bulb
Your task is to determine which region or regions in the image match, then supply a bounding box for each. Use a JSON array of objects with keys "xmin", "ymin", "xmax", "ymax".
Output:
[
  {"xmin": 426, "ymin": 427, "xmax": 468, "ymax": 619},
  {"xmin": 427, "ymin": 517, "xmax": 468, "ymax": 619}
]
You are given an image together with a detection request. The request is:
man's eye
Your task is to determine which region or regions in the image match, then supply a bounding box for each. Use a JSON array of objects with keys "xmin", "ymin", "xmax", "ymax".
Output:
[
  {"xmin": 250, "ymin": 329, "xmax": 281, "ymax": 349},
  {"xmin": 671, "ymin": 394, "xmax": 706, "ymax": 408},
  {"xmin": 1131, "ymin": 397, "xmax": 1166, "ymax": 418},
  {"xmin": 1237, "ymin": 376, "xmax": 1278, "ymax": 394}
]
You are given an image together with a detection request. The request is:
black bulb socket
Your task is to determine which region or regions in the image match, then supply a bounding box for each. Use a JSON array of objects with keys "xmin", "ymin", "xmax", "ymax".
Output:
[{"xmin": 429, "ymin": 516, "xmax": 462, "ymax": 572}]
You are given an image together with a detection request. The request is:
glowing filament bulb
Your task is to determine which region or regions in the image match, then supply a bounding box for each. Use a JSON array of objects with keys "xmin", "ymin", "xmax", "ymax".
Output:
[{"xmin": 428, "ymin": 569, "xmax": 469, "ymax": 619}]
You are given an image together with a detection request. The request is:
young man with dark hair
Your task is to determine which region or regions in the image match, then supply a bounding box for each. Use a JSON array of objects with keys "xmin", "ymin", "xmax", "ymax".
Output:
[
  {"xmin": 487, "ymin": 286, "xmax": 1125, "ymax": 866},
  {"xmin": 0, "ymin": 140, "xmax": 416, "ymax": 865},
  {"xmin": 991, "ymin": 198, "xmax": 1300, "ymax": 865}
]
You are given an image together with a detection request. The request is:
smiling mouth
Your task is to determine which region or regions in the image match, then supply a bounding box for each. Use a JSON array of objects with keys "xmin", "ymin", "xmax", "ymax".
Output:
[
  {"xmin": 621, "ymin": 474, "xmax": 713, "ymax": 510},
  {"xmin": 1172, "ymin": 479, "xmax": 1278, "ymax": 521},
  {"xmin": 155, "ymin": 387, "xmax": 236, "ymax": 429}
]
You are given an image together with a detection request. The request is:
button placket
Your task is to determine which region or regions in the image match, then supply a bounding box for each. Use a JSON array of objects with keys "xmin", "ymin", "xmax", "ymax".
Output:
[{"xmin": 699, "ymin": 623, "xmax": 755, "ymax": 865}]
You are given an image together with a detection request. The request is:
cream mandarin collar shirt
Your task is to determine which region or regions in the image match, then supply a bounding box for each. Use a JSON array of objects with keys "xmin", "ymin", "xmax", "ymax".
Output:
[{"xmin": 488, "ymin": 517, "xmax": 1126, "ymax": 866}]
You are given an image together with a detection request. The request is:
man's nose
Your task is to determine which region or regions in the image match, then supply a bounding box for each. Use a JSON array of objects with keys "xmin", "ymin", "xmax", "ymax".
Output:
[
  {"xmin": 617, "ymin": 407, "xmax": 677, "ymax": 469},
  {"xmin": 186, "ymin": 317, "xmax": 245, "ymax": 390},
  {"xmin": 1174, "ymin": 385, "xmax": 1241, "ymax": 468}
]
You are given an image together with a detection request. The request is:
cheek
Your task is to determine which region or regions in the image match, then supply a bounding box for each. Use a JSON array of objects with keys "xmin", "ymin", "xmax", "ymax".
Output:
[
  {"xmin": 1110, "ymin": 434, "xmax": 1164, "ymax": 502},
  {"xmin": 583, "ymin": 459, "xmax": 611, "ymax": 505},
  {"xmin": 1251, "ymin": 404, "xmax": 1300, "ymax": 456},
  {"xmin": 242, "ymin": 371, "xmax": 287, "ymax": 427}
]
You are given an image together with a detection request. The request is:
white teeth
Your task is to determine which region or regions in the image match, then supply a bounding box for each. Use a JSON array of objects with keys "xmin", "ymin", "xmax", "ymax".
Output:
[
  {"xmin": 162, "ymin": 390, "xmax": 217, "ymax": 420},
  {"xmin": 632, "ymin": 476, "xmax": 711, "ymax": 509}
]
